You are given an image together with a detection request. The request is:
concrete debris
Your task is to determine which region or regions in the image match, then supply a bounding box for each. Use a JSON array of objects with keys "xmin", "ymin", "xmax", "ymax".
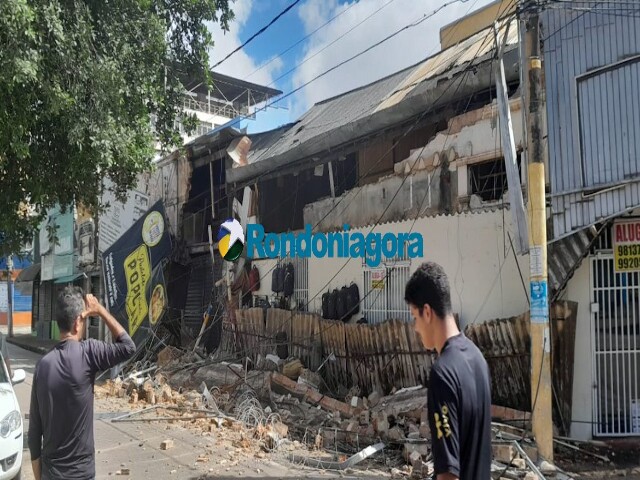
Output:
[
  {"xmin": 160, "ymin": 439, "xmax": 174, "ymax": 450},
  {"xmin": 97, "ymin": 352, "xmax": 580, "ymax": 479}
]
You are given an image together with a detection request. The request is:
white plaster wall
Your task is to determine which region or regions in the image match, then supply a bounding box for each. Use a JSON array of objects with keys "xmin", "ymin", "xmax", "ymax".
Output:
[
  {"xmin": 561, "ymin": 259, "xmax": 593, "ymax": 440},
  {"xmin": 306, "ymin": 209, "xmax": 531, "ymax": 326}
]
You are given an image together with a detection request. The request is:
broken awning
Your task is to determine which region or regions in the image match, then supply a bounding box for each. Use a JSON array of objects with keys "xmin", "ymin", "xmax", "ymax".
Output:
[{"xmin": 15, "ymin": 263, "xmax": 40, "ymax": 283}]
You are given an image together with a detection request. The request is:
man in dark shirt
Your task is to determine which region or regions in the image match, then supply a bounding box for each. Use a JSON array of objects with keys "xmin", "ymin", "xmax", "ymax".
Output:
[
  {"xmin": 405, "ymin": 262, "xmax": 491, "ymax": 480},
  {"xmin": 29, "ymin": 286, "xmax": 136, "ymax": 480}
]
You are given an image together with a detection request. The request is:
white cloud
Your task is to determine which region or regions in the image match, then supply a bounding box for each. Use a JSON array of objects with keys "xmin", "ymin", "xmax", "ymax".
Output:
[
  {"xmin": 207, "ymin": 0, "xmax": 282, "ymax": 86},
  {"xmin": 290, "ymin": 0, "xmax": 495, "ymax": 117}
]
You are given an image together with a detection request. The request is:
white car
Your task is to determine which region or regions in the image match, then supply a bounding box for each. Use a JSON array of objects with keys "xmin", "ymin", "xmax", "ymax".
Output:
[{"xmin": 0, "ymin": 349, "xmax": 25, "ymax": 480}]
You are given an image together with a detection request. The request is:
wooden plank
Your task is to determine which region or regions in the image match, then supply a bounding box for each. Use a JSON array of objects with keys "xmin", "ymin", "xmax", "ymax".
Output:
[
  {"xmin": 347, "ymin": 323, "xmax": 366, "ymax": 393},
  {"xmin": 396, "ymin": 320, "xmax": 417, "ymax": 388},
  {"xmin": 366, "ymin": 322, "xmax": 384, "ymax": 394},
  {"xmin": 266, "ymin": 308, "xmax": 292, "ymax": 359},
  {"xmin": 320, "ymin": 319, "xmax": 350, "ymax": 393}
]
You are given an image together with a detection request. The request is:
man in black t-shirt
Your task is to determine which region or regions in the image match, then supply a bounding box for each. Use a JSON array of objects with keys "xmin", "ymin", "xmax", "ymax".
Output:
[{"xmin": 405, "ymin": 262, "xmax": 491, "ymax": 480}]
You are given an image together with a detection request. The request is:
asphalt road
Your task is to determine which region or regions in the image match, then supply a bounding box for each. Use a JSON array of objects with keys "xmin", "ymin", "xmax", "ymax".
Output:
[{"xmin": 7, "ymin": 343, "xmax": 383, "ymax": 480}]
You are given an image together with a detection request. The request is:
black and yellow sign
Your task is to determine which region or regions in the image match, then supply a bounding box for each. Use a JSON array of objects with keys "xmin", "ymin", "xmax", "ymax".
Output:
[
  {"xmin": 613, "ymin": 219, "xmax": 640, "ymax": 272},
  {"xmin": 102, "ymin": 200, "xmax": 171, "ymax": 345}
]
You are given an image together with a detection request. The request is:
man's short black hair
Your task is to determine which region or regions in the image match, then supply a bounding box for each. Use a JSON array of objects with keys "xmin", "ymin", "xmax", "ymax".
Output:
[
  {"xmin": 56, "ymin": 286, "xmax": 85, "ymax": 333},
  {"xmin": 404, "ymin": 262, "xmax": 453, "ymax": 319}
]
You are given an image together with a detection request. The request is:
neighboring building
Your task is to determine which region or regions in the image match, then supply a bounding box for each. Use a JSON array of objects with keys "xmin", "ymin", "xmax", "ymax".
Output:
[
  {"xmin": 541, "ymin": 6, "xmax": 640, "ymax": 440},
  {"xmin": 21, "ymin": 72, "xmax": 281, "ymax": 342},
  {"xmin": 215, "ymin": 1, "xmax": 640, "ymax": 442},
  {"xmin": 152, "ymin": 71, "xmax": 281, "ymax": 158},
  {"xmin": 1, "ymin": 255, "xmax": 34, "ymax": 329}
]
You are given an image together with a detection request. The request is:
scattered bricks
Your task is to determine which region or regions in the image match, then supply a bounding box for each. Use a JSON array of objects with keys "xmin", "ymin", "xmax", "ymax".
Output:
[
  {"xmin": 116, "ymin": 468, "xmax": 130, "ymax": 476},
  {"xmin": 196, "ymin": 455, "xmax": 209, "ymax": 463},
  {"xmin": 157, "ymin": 346, "xmax": 181, "ymax": 368},
  {"xmin": 419, "ymin": 422, "xmax": 430, "ymax": 438},
  {"xmin": 359, "ymin": 409, "xmax": 370, "ymax": 425},
  {"xmin": 511, "ymin": 458, "xmax": 526, "ymax": 469},
  {"xmin": 350, "ymin": 396, "xmax": 365, "ymax": 409},
  {"xmin": 271, "ymin": 373, "xmax": 356, "ymax": 418},
  {"xmin": 160, "ymin": 439, "xmax": 174, "ymax": 450},
  {"xmin": 491, "ymin": 405, "xmax": 531, "ymax": 422},
  {"xmin": 420, "ymin": 408, "xmax": 429, "ymax": 425},
  {"xmin": 130, "ymin": 390, "xmax": 138, "ymax": 405},
  {"xmin": 160, "ymin": 385, "xmax": 173, "ymax": 403},
  {"xmin": 524, "ymin": 473, "xmax": 539, "ymax": 480},
  {"xmin": 272, "ymin": 422, "xmax": 289, "ymax": 439},
  {"xmin": 372, "ymin": 412, "xmax": 389, "ymax": 435},
  {"xmin": 407, "ymin": 432, "xmax": 420, "ymax": 440},
  {"xmin": 345, "ymin": 421, "xmax": 359, "ymax": 443},
  {"xmin": 403, "ymin": 443, "xmax": 429, "ymax": 462},
  {"xmin": 357, "ymin": 425, "xmax": 375, "ymax": 440},
  {"xmin": 409, "ymin": 450, "xmax": 422, "ymax": 469},
  {"xmin": 388, "ymin": 426, "xmax": 405, "ymax": 442},
  {"xmin": 539, "ymin": 461, "xmax": 557, "ymax": 474},
  {"xmin": 408, "ymin": 423, "xmax": 420, "ymax": 435},
  {"xmin": 368, "ymin": 391, "xmax": 382, "ymax": 408},
  {"xmin": 522, "ymin": 445, "xmax": 538, "ymax": 463},
  {"xmin": 492, "ymin": 444, "xmax": 515, "ymax": 464}
]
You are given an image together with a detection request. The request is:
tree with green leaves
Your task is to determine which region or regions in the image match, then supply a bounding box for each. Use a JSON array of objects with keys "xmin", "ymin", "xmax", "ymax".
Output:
[{"xmin": 0, "ymin": 0, "xmax": 233, "ymax": 256}]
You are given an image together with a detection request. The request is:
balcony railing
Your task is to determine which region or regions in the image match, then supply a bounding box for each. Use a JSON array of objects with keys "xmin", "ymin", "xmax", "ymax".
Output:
[{"xmin": 183, "ymin": 97, "xmax": 249, "ymax": 119}]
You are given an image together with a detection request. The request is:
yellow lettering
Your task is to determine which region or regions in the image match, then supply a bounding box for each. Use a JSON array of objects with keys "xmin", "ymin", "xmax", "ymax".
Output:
[
  {"xmin": 440, "ymin": 404, "xmax": 452, "ymax": 438},
  {"xmin": 124, "ymin": 245, "xmax": 151, "ymax": 336},
  {"xmin": 434, "ymin": 412, "xmax": 443, "ymax": 439}
]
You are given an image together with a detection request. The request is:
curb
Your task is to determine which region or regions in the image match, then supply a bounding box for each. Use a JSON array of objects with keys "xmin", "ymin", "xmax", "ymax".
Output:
[{"xmin": 6, "ymin": 338, "xmax": 51, "ymax": 355}]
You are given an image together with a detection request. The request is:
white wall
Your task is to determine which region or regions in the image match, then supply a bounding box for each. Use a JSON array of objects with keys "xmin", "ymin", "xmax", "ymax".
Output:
[
  {"xmin": 561, "ymin": 259, "xmax": 592, "ymax": 440},
  {"xmin": 306, "ymin": 209, "xmax": 531, "ymax": 326}
]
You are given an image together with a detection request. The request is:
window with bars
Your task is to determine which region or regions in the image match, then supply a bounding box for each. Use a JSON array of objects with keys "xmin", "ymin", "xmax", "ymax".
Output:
[
  {"xmin": 361, "ymin": 239, "xmax": 411, "ymax": 324},
  {"xmin": 469, "ymin": 154, "xmax": 522, "ymax": 202}
]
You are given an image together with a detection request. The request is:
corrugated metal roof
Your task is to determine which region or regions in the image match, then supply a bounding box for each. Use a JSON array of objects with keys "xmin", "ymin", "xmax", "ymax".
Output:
[{"xmin": 228, "ymin": 18, "xmax": 519, "ymax": 185}]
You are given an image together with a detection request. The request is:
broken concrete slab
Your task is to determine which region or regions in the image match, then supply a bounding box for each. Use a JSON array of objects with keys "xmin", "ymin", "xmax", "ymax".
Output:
[
  {"xmin": 403, "ymin": 443, "xmax": 429, "ymax": 462},
  {"xmin": 372, "ymin": 388, "xmax": 427, "ymax": 422},
  {"xmin": 270, "ymin": 372, "xmax": 358, "ymax": 418}
]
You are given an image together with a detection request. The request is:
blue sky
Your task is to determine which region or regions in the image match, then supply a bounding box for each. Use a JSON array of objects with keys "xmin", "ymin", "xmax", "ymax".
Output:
[{"xmin": 208, "ymin": 0, "xmax": 496, "ymax": 134}]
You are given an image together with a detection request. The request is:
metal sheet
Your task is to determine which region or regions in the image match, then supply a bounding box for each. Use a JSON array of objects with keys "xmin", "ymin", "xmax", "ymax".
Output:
[{"xmin": 543, "ymin": 9, "xmax": 640, "ymax": 240}]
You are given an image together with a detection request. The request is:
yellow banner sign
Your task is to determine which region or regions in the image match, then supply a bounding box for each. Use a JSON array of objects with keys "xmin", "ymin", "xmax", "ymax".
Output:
[
  {"xmin": 613, "ymin": 220, "xmax": 640, "ymax": 272},
  {"xmin": 125, "ymin": 245, "xmax": 151, "ymax": 336}
]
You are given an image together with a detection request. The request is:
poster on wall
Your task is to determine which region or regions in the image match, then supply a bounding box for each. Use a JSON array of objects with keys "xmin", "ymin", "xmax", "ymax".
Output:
[
  {"xmin": 102, "ymin": 200, "xmax": 171, "ymax": 346},
  {"xmin": 613, "ymin": 219, "xmax": 640, "ymax": 272}
]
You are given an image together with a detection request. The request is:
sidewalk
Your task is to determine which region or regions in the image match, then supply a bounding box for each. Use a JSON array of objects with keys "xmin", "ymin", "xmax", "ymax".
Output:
[{"xmin": 5, "ymin": 332, "xmax": 58, "ymax": 355}]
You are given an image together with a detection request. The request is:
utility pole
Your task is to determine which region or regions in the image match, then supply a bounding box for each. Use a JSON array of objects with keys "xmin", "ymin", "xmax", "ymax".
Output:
[
  {"xmin": 7, "ymin": 255, "xmax": 13, "ymax": 338},
  {"xmin": 522, "ymin": 0, "xmax": 553, "ymax": 462}
]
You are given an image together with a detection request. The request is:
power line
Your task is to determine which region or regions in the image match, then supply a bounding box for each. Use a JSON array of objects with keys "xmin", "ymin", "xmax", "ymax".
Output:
[
  {"xmin": 265, "ymin": 0, "xmax": 401, "ymax": 88},
  {"xmin": 214, "ymin": 0, "xmax": 470, "ymax": 140},
  {"xmin": 247, "ymin": 0, "xmax": 476, "ymax": 167},
  {"xmin": 211, "ymin": 0, "xmax": 303, "ymax": 70},
  {"xmin": 300, "ymin": 14, "xmax": 517, "ymax": 316},
  {"xmin": 239, "ymin": 0, "xmax": 510, "ymax": 306},
  {"xmin": 246, "ymin": 1, "xmax": 360, "ymax": 80}
]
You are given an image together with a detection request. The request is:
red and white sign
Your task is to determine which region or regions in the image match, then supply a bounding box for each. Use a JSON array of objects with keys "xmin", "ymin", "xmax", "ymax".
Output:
[{"xmin": 613, "ymin": 219, "xmax": 640, "ymax": 272}]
